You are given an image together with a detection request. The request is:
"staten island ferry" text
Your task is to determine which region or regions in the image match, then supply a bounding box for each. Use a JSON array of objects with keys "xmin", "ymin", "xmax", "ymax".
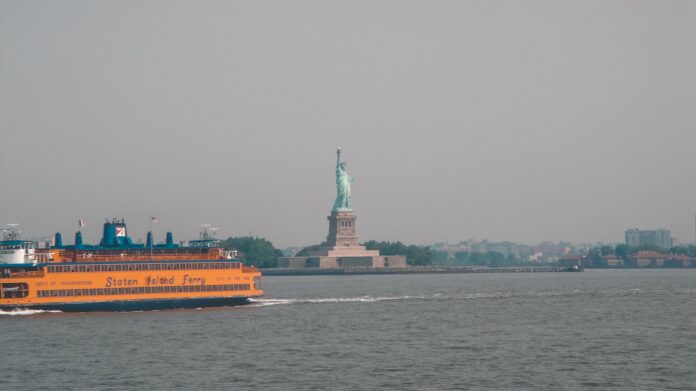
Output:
[{"xmin": 105, "ymin": 275, "xmax": 206, "ymax": 288}]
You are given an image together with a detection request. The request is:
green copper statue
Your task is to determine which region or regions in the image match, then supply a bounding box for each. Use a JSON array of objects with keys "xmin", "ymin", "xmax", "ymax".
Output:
[{"xmin": 333, "ymin": 147, "xmax": 353, "ymax": 211}]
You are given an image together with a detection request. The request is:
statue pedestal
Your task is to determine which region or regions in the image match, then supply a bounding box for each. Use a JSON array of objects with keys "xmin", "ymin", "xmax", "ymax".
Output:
[{"xmin": 277, "ymin": 210, "xmax": 406, "ymax": 269}]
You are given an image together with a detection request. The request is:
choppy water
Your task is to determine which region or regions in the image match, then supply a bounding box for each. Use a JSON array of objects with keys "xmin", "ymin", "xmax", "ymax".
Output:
[{"xmin": 1, "ymin": 269, "xmax": 695, "ymax": 390}]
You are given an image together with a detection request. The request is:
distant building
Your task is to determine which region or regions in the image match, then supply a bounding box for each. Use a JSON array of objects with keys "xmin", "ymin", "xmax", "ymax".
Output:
[
  {"xmin": 628, "ymin": 251, "xmax": 694, "ymax": 267},
  {"xmin": 625, "ymin": 229, "xmax": 673, "ymax": 250},
  {"xmin": 558, "ymin": 255, "xmax": 587, "ymax": 268},
  {"xmin": 602, "ymin": 255, "xmax": 623, "ymax": 267}
]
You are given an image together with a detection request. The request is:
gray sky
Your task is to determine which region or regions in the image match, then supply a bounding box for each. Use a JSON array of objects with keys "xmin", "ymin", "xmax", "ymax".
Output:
[{"xmin": 1, "ymin": 1, "xmax": 695, "ymax": 248}]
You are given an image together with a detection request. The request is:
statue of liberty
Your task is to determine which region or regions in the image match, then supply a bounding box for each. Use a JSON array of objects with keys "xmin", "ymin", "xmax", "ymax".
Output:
[{"xmin": 333, "ymin": 147, "xmax": 353, "ymax": 211}]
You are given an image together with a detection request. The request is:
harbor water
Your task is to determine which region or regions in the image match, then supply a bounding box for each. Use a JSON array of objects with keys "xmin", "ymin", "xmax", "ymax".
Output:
[{"xmin": 1, "ymin": 269, "xmax": 695, "ymax": 390}]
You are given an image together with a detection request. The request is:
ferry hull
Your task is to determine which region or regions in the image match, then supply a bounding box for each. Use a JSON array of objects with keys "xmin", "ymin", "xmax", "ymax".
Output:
[{"xmin": 0, "ymin": 296, "xmax": 252, "ymax": 312}]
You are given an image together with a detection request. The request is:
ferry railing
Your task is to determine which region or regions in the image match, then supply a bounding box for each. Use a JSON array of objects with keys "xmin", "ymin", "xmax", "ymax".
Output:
[
  {"xmin": 66, "ymin": 252, "xmax": 222, "ymax": 262},
  {"xmin": 7, "ymin": 270, "xmax": 45, "ymax": 278}
]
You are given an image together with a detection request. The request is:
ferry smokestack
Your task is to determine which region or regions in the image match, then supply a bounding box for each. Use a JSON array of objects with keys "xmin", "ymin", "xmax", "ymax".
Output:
[
  {"xmin": 146, "ymin": 231, "xmax": 153, "ymax": 248},
  {"xmin": 166, "ymin": 232, "xmax": 174, "ymax": 246},
  {"xmin": 101, "ymin": 221, "xmax": 116, "ymax": 246},
  {"xmin": 54, "ymin": 232, "xmax": 63, "ymax": 247},
  {"xmin": 75, "ymin": 231, "xmax": 83, "ymax": 246}
]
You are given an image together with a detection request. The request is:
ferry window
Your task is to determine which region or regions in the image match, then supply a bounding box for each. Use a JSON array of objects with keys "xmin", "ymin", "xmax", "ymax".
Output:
[{"xmin": 2, "ymin": 283, "xmax": 29, "ymax": 299}]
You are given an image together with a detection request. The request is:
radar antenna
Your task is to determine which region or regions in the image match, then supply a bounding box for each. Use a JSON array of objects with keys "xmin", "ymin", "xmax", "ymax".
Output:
[
  {"xmin": 200, "ymin": 224, "xmax": 218, "ymax": 240},
  {"xmin": 2, "ymin": 224, "xmax": 21, "ymax": 240}
]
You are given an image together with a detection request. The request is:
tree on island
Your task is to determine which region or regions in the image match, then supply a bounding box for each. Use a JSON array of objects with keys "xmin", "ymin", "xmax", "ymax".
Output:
[
  {"xmin": 445, "ymin": 251, "xmax": 534, "ymax": 267},
  {"xmin": 295, "ymin": 242, "xmax": 327, "ymax": 257},
  {"xmin": 364, "ymin": 240, "xmax": 434, "ymax": 266},
  {"xmin": 220, "ymin": 236, "xmax": 283, "ymax": 268}
]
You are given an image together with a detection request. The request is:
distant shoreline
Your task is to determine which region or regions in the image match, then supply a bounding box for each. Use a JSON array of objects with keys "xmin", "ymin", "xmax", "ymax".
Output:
[{"xmin": 261, "ymin": 266, "xmax": 580, "ymax": 276}]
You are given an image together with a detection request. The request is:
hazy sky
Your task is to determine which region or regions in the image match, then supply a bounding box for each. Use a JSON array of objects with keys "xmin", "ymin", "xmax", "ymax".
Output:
[{"xmin": 1, "ymin": 1, "xmax": 695, "ymax": 248}]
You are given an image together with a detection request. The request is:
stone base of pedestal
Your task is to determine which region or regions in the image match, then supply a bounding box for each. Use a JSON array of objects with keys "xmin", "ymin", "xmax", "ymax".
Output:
[
  {"xmin": 276, "ymin": 209, "xmax": 407, "ymax": 269},
  {"xmin": 276, "ymin": 255, "xmax": 407, "ymax": 269}
]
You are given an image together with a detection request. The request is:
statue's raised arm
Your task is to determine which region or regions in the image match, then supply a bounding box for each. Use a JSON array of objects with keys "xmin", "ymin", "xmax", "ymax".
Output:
[{"xmin": 333, "ymin": 147, "xmax": 353, "ymax": 211}]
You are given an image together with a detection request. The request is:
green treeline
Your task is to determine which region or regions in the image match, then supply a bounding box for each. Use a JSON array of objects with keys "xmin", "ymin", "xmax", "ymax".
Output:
[
  {"xmin": 219, "ymin": 237, "xmax": 283, "ymax": 268},
  {"xmin": 433, "ymin": 251, "xmax": 542, "ymax": 267},
  {"xmin": 220, "ymin": 236, "xmax": 696, "ymax": 269},
  {"xmin": 363, "ymin": 241, "xmax": 433, "ymax": 266}
]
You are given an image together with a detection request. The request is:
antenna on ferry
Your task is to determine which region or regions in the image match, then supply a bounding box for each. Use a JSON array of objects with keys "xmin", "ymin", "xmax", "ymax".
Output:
[{"xmin": 200, "ymin": 224, "xmax": 218, "ymax": 240}]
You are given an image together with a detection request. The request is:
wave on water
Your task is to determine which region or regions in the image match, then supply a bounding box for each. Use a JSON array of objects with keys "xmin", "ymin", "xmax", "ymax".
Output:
[
  {"xmin": 248, "ymin": 296, "xmax": 429, "ymax": 307},
  {"xmin": 248, "ymin": 292, "xmax": 506, "ymax": 307},
  {"xmin": 0, "ymin": 308, "xmax": 62, "ymax": 316}
]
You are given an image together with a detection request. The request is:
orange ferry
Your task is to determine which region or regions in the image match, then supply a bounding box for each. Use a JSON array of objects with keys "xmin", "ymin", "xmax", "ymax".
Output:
[{"xmin": 0, "ymin": 220, "xmax": 263, "ymax": 312}]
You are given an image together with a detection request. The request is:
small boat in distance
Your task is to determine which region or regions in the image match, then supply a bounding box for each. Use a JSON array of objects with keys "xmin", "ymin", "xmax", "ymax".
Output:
[{"xmin": 0, "ymin": 219, "xmax": 263, "ymax": 312}]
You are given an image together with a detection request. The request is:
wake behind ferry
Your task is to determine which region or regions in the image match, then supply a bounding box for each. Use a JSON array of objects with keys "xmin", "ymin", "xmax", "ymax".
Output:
[{"xmin": 0, "ymin": 219, "xmax": 263, "ymax": 312}]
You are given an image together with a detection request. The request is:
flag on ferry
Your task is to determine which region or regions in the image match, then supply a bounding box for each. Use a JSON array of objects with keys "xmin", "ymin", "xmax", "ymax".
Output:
[
  {"xmin": 79, "ymin": 219, "xmax": 85, "ymax": 228},
  {"xmin": 151, "ymin": 216, "xmax": 159, "ymax": 223}
]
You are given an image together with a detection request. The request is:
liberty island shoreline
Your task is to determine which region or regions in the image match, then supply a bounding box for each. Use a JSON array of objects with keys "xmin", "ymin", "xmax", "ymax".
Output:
[{"xmin": 261, "ymin": 265, "xmax": 578, "ymax": 276}]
